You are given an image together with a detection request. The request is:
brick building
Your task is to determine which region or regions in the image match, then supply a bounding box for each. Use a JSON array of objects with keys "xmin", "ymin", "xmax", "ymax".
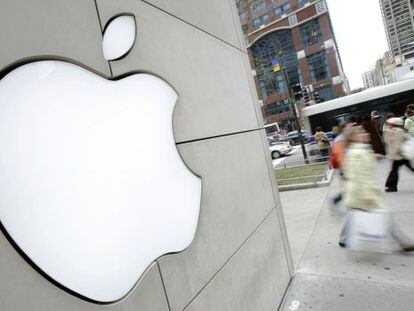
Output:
[{"xmin": 236, "ymin": 0, "xmax": 348, "ymax": 130}]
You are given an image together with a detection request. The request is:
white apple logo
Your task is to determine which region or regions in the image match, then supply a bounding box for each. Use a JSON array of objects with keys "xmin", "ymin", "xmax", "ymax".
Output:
[{"xmin": 0, "ymin": 15, "xmax": 201, "ymax": 303}]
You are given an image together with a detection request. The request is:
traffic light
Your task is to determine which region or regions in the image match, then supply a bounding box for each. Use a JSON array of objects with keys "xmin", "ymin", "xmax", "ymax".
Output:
[
  {"xmin": 291, "ymin": 82, "xmax": 303, "ymax": 100},
  {"xmin": 303, "ymin": 87, "xmax": 310, "ymax": 105},
  {"xmin": 314, "ymin": 91, "xmax": 321, "ymax": 103}
]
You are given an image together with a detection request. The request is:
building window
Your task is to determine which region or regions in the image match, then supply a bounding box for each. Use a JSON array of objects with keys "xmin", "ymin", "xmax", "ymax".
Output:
[
  {"xmin": 276, "ymin": 72, "xmax": 287, "ymax": 93},
  {"xmin": 241, "ymin": 24, "xmax": 249, "ymax": 35},
  {"xmin": 252, "ymin": 13, "xmax": 270, "ymax": 29},
  {"xmin": 307, "ymin": 51, "xmax": 330, "ymax": 82},
  {"xmin": 274, "ymin": 2, "xmax": 292, "ymax": 19},
  {"xmin": 315, "ymin": 85, "xmax": 334, "ymax": 102},
  {"xmin": 258, "ymin": 72, "xmax": 286, "ymax": 99},
  {"xmin": 253, "ymin": 17, "xmax": 262, "ymax": 27},
  {"xmin": 265, "ymin": 100, "xmax": 290, "ymax": 116},
  {"xmin": 300, "ymin": 19, "xmax": 323, "ymax": 48},
  {"xmin": 251, "ymin": 29, "xmax": 300, "ymax": 99},
  {"xmin": 236, "ymin": 0, "xmax": 243, "ymax": 10},
  {"xmin": 262, "ymin": 13, "xmax": 270, "ymax": 25},
  {"xmin": 251, "ymin": 1, "xmax": 266, "ymax": 13},
  {"xmin": 297, "ymin": 0, "xmax": 311, "ymax": 8},
  {"xmin": 239, "ymin": 12, "xmax": 247, "ymax": 20}
]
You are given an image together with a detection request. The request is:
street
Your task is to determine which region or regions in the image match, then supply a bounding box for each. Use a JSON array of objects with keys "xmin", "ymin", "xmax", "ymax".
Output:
[{"xmin": 273, "ymin": 143, "xmax": 321, "ymax": 168}]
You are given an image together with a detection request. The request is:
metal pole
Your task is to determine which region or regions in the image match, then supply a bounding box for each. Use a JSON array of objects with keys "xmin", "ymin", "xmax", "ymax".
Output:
[{"xmin": 281, "ymin": 67, "xmax": 309, "ymax": 164}]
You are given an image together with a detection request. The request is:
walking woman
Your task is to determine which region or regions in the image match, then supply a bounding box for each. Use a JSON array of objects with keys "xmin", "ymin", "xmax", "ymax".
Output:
[
  {"xmin": 384, "ymin": 118, "xmax": 414, "ymax": 192},
  {"xmin": 340, "ymin": 126, "xmax": 414, "ymax": 251}
]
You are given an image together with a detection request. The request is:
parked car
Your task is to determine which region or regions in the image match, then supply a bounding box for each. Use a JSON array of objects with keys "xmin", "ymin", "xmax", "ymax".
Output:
[
  {"xmin": 267, "ymin": 139, "xmax": 292, "ymax": 159},
  {"xmin": 279, "ymin": 130, "xmax": 311, "ymax": 145}
]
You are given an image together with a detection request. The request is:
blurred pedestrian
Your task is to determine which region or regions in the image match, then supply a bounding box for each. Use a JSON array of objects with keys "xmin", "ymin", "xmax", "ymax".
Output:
[
  {"xmin": 382, "ymin": 112, "xmax": 395, "ymax": 136},
  {"xmin": 343, "ymin": 126, "xmax": 384, "ymax": 212},
  {"xmin": 404, "ymin": 104, "xmax": 414, "ymax": 136},
  {"xmin": 361, "ymin": 114, "xmax": 385, "ymax": 155},
  {"xmin": 339, "ymin": 126, "xmax": 414, "ymax": 251},
  {"xmin": 332, "ymin": 119, "xmax": 341, "ymax": 139},
  {"xmin": 384, "ymin": 117, "xmax": 414, "ymax": 192},
  {"xmin": 371, "ymin": 110, "xmax": 384, "ymax": 136},
  {"xmin": 339, "ymin": 126, "xmax": 384, "ymax": 247},
  {"xmin": 314, "ymin": 127, "xmax": 330, "ymax": 161},
  {"xmin": 330, "ymin": 122, "xmax": 353, "ymax": 206}
]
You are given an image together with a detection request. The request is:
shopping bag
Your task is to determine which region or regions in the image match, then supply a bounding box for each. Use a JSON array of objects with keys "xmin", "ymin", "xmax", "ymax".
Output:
[{"xmin": 346, "ymin": 209, "xmax": 391, "ymax": 252}]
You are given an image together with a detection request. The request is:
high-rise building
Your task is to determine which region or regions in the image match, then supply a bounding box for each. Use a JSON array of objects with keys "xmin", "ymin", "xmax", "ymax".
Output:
[
  {"xmin": 375, "ymin": 51, "xmax": 396, "ymax": 84},
  {"xmin": 236, "ymin": 0, "xmax": 348, "ymax": 130},
  {"xmin": 362, "ymin": 51, "xmax": 396, "ymax": 89},
  {"xmin": 380, "ymin": 0, "xmax": 414, "ymax": 64},
  {"xmin": 362, "ymin": 70, "xmax": 379, "ymax": 89}
]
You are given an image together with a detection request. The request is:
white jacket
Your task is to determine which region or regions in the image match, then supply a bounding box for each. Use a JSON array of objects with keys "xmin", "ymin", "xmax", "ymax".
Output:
[{"xmin": 384, "ymin": 127, "xmax": 406, "ymax": 160}]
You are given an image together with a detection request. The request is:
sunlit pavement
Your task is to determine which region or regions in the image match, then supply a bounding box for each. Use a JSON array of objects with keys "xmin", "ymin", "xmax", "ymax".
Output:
[{"xmin": 279, "ymin": 160, "xmax": 414, "ymax": 310}]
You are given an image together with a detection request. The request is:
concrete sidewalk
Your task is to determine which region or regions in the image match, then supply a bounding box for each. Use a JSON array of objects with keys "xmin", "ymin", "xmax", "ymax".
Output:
[{"xmin": 279, "ymin": 160, "xmax": 414, "ymax": 311}]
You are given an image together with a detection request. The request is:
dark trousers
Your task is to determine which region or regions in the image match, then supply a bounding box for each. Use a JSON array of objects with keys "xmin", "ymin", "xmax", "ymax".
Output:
[
  {"xmin": 385, "ymin": 159, "xmax": 414, "ymax": 189},
  {"xmin": 320, "ymin": 149, "xmax": 329, "ymax": 161}
]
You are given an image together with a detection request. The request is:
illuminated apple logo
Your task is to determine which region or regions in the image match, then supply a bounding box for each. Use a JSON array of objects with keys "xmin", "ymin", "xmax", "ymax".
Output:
[{"xmin": 0, "ymin": 15, "xmax": 201, "ymax": 303}]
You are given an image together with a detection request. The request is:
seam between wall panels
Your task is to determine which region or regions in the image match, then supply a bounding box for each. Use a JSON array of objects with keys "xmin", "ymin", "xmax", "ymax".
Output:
[
  {"xmin": 156, "ymin": 261, "xmax": 172, "ymax": 311},
  {"xmin": 175, "ymin": 128, "xmax": 258, "ymax": 146},
  {"xmin": 181, "ymin": 207, "xmax": 278, "ymax": 310},
  {"xmin": 227, "ymin": 0, "xmax": 247, "ymax": 52},
  {"xmin": 138, "ymin": 0, "xmax": 246, "ymax": 54}
]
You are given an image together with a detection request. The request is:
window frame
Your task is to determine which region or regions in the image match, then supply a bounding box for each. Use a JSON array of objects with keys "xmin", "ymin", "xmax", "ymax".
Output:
[
  {"xmin": 300, "ymin": 19, "xmax": 323, "ymax": 48},
  {"xmin": 307, "ymin": 51, "xmax": 330, "ymax": 82}
]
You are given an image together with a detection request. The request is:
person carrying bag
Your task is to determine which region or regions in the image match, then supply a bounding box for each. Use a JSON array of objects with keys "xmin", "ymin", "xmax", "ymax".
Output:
[
  {"xmin": 384, "ymin": 118, "xmax": 414, "ymax": 192},
  {"xmin": 340, "ymin": 126, "xmax": 414, "ymax": 252}
]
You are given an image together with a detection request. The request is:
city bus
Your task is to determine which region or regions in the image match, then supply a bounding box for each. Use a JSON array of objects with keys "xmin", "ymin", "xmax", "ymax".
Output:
[{"xmin": 301, "ymin": 79, "xmax": 414, "ymax": 133}]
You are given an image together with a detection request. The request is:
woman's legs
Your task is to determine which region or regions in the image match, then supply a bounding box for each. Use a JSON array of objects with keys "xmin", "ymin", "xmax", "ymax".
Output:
[
  {"xmin": 321, "ymin": 149, "xmax": 329, "ymax": 161},
  {"xmin": 385, "ymin": 160, "xmax": 403, "ymax": 191}
]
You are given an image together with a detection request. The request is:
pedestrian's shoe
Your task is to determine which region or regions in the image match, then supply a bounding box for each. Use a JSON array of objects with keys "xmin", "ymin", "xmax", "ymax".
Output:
[
  {"xmin": 402, "ymin": 246, "xmax": 414, "ymax": 252},
  {"xmin": 385, "ymin": 187, "xmax": 398, "ymax": 192}
]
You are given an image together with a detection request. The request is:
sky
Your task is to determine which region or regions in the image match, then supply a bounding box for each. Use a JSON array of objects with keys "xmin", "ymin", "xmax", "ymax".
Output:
[{"xmin": 326, "ymin": 0, "xmax": 389, "ymax": 90}]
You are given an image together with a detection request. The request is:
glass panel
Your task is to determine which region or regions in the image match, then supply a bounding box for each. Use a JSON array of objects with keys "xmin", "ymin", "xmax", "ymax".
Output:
[
  {"xmin": 251, "ymin": 29, "xmax": 300, "ymax": 98},
  {"xmin": 253, "ymin": 17, "xmax": 262, "ymax": 27},
  {"xmin": 300, "ymin": 19, "xmax": 323, "ymax": 48},
  {"xmin": 263, "ymin": 13, "xmax": 269, "ymax": 25},
  {"xmin": 316, "ymin": 85, "xmax": 335, "ymax": 102},
  {"xmin": 251, "ymin": 1, "xmax": 266, "ymax": 13},
  {"xmin": 307, "ymin": 51, "xmax": 330, "ymax": 82}
]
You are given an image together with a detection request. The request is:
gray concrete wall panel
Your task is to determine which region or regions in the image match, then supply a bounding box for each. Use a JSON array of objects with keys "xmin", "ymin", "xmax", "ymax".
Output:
[
  {"xmin": 157, "ymin": 130, "xmax": 281, "ymax": 310},
  {"xmin": 0, "ymin": 0, "xmax": 110, "ymax": 76},
  {"xmin": 257, "ymin": 129, "xmax": 294, "ymax": 273},
  {"xmin": 95, "ymin": 0, "xmax": 260, "ymax": 143},
  {"xmin": 0, "ymin": 230, "xmax": 169, "ymax": 310},
  {"xmin": 0, "ymin": 1, "xmax": 292, "ymax": 310},
  {"xmin": 117, "ymin": 0, "xmax": 243, "ymax": 50},
  {"xmin": 185, "ymin": 209, "xmax": 291, "ymax": 311}
]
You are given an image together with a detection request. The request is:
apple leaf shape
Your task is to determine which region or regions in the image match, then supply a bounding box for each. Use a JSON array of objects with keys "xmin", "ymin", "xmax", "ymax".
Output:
[
  {"xmin": 0, "ymin": 61, "xmax": 201, "ymax": 303},
  {"xmin": 102, "ymin": 15, "xmax": 136, "ymax": 61}
]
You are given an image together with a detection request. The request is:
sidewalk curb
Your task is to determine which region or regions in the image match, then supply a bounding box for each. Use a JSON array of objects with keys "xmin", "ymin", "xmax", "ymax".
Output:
[{"xmin": 278, "ymin": 169, "xmax": 335, "ymax": 192}]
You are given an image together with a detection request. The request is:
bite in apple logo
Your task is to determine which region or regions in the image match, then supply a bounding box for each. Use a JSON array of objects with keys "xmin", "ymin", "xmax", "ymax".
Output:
[{"xmin": 0, "ymin": 15, "xmax": 201, "ymax": 303}]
